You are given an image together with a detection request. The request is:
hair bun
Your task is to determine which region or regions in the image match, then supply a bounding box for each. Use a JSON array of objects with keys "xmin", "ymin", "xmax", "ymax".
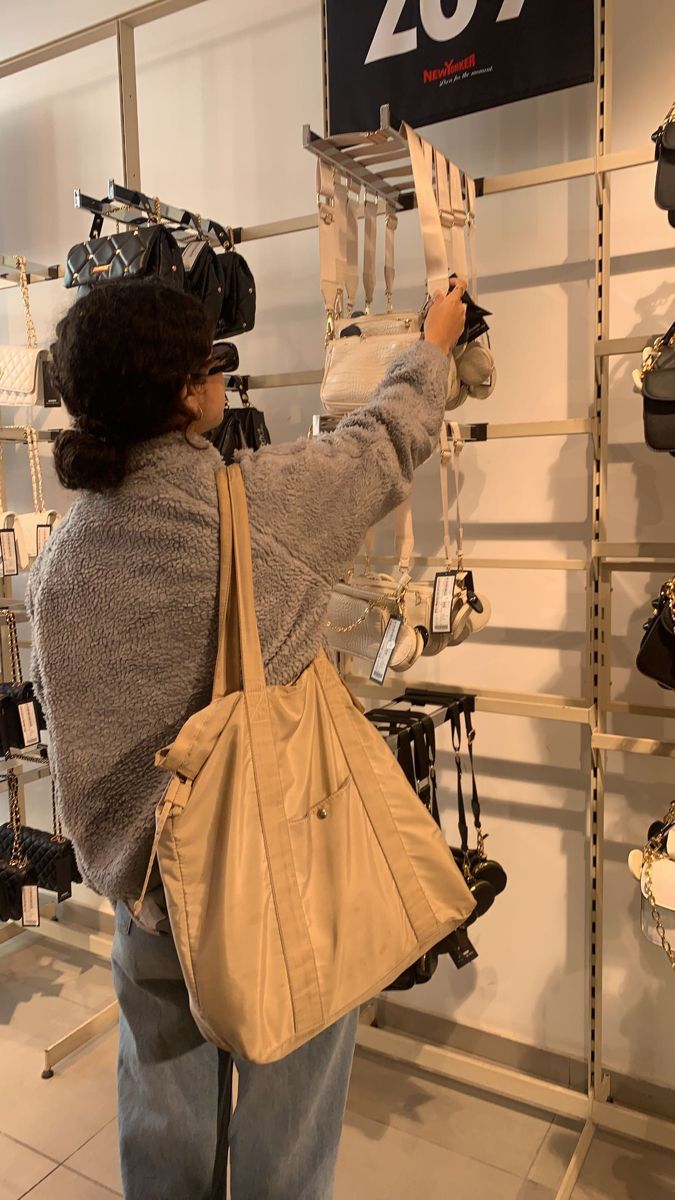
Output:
[{"xmin": 53, "ymin": 429, "xmax": 128, "ymax": 493}]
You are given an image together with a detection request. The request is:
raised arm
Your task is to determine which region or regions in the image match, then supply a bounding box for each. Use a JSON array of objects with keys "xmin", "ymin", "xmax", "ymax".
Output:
[{"xmin": 239, "ymin": 287, "xmax": 467, "ymax": 682}]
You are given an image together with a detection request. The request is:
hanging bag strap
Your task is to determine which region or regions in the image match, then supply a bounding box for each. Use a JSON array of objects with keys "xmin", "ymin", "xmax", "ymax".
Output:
[
  {"xmin": 344, "ymin": 187, "xmax": 359, "ymax": 315},
  {"xmin": 333, "ymin": 176, "xmax": 349, "ymax": 318},
  {"xmin": 403, "ymin": 124, "xmax": 449, "ymax": 299},
  {"xmin": 363, "ymin": 193, "xmax": 378, "ymax": 312},
  {"xmin": 439, "ymin": 423, "xmax": 464, "ymax": 572},
  {"xmin": 317, "ymin": 161, "xmax": 340, "ymax": 321},
  {"xmin": 384, "ymin": 204, "xmax": 397, "ymax": 312},
  {"xmin": 464, "ymin": 173, "xmax": 478, "ymax": 297},
  {"xmin": 16, "ymin": 257, "xmax": 38, "ymax": 351},
  {"xmin": 449, "ymin": 160, "xmax": 468, "ymax": 280},
  {"xmin": 450, "ymin": 708, "xmax": 470, "ymax": 866},
  {"xmin": 21, "ymin": 428, "xmax": 45, "ymax": 514},
  {"xmin": 462, "ymin": 700, "xmax": 482, "ymax": 848},
  {"xmin": 393, "ymin": 499, "xmax": 415, "ymax": 578}
]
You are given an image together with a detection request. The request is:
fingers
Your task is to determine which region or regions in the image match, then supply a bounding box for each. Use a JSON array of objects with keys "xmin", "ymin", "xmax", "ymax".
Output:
[{"xmin": 449, "ymin": 277, "xmax": 467, "ymax": 295}]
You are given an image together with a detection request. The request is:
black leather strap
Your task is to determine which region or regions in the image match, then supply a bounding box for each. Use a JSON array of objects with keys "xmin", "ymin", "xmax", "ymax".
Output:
[
  {"xmin": 451, "ymin": 709, "xmax": 469, "ymax": 856},
  {"xmin": 463, "ymin": 699, "xmax": 482, "ymax": 836}
]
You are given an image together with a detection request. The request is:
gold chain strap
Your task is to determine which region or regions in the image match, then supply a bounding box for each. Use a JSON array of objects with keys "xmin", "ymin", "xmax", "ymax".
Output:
[
  {"xmin": 21, "ymin": 427, "xmax": 45, "ymax": 513},
  {"xmin": 642, "ymin": 801, "xmax": 675, "ymax": 970},
  {"xmin": 641, "ymin": 329, "xmax": 675, "ymax": 380},
  {"xmin": 153, "ymin": 196, "xmax": 162, "ymax": 223},
  {"xmin": 0, "ymin": 608, "xmax": 23, "ymax": 685},
  {"xmin": 15, "ymin": 256, "xmax": 38, "ymax": 351},
  {"xmin": 326, "ymin": 598, "xmax": 381, "ymax": 634},
  {"xmin": 7, "ymin": 768, "xmax": 26, "ymax": 868},
  {"xmin": 51, "ymin": 777, "xmax": 63, "ymax": 842}
]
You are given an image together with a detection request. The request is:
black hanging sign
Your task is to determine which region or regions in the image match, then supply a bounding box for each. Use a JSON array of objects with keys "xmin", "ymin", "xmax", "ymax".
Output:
[{"xmin": 325, "ymin": 0, "xmax": 595, "ymax": 135}]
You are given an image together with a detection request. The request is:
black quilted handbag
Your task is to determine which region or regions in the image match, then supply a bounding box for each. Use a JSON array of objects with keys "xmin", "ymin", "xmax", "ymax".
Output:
[
  {"xmin": 182, "ymin": 239, "xmax": 225, "ymax": 331},
  {"xmin": 0, "ymin": 768, "xmax": 37, "ymax": 922},
  {"xmin": 65, "ymin": 217, "xmax": 184, "ymax": 295},
  {"xmin": 653, "ymin": 103, "xmax": 675, "ymax": 227},
  {"xmin": 0, "ymin": 823, "xmax": 81, "ymax": 900},
  {"xmin": 215, "ymin": 249, "xmax": 256, "ymax": 337},
  {"xmin": 637, "ymin": 578, "xmax": 675, "ymax": 691}
]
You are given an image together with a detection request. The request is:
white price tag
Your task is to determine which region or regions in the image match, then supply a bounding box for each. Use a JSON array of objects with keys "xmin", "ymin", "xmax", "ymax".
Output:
[
  {"xmin": 0, "ymin": 529, "xmax": 18, "ymax": 577},
  {"xmin": 431, "ymin": 572, "xmax": 457, "ymax": 634},
  {"xmin": 370, "ymin": 617, "xmax": 402, "ymax": 685},
  {"xmin": 22, "ymin": 884, "xmax": 40, "ymax": 928},
  {"xmin": 36, "ymin": 524, "xmax": 51, "ymax": 554},
  {"xmin": 19, "ymin": 701, "xmax": 39, "ymax": 748}
]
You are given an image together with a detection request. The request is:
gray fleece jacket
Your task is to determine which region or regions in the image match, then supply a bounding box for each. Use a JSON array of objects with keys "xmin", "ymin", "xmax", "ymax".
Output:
[{"xmin": 26, "ymin": 341, "xmax": 449, "ymax": 903}]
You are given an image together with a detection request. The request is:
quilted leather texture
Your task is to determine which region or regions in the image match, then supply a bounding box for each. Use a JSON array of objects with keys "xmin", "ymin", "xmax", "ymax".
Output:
[
  {"xmin": 65, "ymin": 226, "xmax": 184, "ymax": 291},
  {"xmin": 0, "ymin": 346, "xmax": 42, "ymax": 404},
  {"xmin": 0, "ymin": 823, "xmax": 81, "ymax": 894}
]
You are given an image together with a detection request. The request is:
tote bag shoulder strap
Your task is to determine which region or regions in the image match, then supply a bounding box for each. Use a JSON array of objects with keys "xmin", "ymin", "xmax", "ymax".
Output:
[{"xmin": 213, "ymin": 465, "xmax": 267, "ymax": 697}]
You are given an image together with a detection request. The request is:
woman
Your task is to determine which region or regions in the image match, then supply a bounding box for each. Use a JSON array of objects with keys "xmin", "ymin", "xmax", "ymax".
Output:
[{"xmin": 27, "ymin": 277, "xmax": 466, "ymax": 1200}]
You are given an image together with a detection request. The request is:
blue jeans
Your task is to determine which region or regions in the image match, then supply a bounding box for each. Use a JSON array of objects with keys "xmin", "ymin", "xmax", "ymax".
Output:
[{"xmin": 111, "ymin": 904, "xmax": 358, "ymax": 1200}]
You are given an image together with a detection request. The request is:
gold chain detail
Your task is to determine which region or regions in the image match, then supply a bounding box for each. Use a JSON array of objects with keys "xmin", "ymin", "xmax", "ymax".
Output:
[
  {"xmin": 326, "ymin": 598, "xmax": 380, "ymax": 634},
  {"xmin": 7, "ymin": 768, "xmax": 27, "ymax": 868},
  {"xmin": 153, "ymin": 196, "xmax": 162, "ymax": 223},
  {"xmin": 654, "ymin": 577, "xmax": 675, "ymax": 624},
  {"xmin": 641, "ymin": 329, "xmax": 675, "ymax": 379},
  {"xmin": 51, "ymin": 777, "xmax": 63, "ymax": 842},
  {"xmin": 642, "ymin": 801, "xmax": 675, "ymax": 970},
  {"xmin": 21, "ymin": 427, "xmax": 45, "ymax": 513},
  {"xmin": 0, "ymin": 607, "xmax": 23, "ymax": 685},
  {"xmin": 15, "ymin": 256, "xmax": 38, "ymax": 350}
]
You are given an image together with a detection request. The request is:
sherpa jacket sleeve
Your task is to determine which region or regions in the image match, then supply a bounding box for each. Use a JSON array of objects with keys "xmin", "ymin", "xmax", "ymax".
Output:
[{"xmin": 238, "ymin": 339, "xmax": 449, "ymax": 680}]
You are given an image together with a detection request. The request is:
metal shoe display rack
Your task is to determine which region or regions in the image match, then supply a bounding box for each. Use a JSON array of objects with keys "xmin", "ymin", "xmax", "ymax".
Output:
[{"xmin": 1, "ymin": 1, "xmax": 674, "ymax": 1189}]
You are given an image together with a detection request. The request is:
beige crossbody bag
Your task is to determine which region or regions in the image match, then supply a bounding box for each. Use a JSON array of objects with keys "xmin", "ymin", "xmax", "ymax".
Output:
[{"xmin": 135, "ymin": 466, "xmax": 474, "ymax": 1063}]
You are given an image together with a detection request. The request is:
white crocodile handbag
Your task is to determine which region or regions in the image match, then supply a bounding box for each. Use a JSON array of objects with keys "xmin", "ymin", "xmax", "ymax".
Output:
[{"xmin": 317, "ymin": 125, "xmax": 489, "ymax": 416}]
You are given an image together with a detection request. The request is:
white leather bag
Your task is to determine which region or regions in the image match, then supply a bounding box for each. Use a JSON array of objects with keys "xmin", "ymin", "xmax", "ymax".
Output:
[
  {"xmin": 10, "ymin": 428, "xmax": 61, "ymax": 569},
  {"xmin": 0, "ymin": 258, "xmax": 56, "ymax": 407},
  {"xmin": 318, "ymin": 126, "xmax": 472, "ymax": 417}
]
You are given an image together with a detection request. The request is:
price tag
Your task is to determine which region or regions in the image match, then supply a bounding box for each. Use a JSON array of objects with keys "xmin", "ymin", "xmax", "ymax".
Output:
[
  {"xmin": 431, "ymin": 572, "xmax": 457, "ymax": 634},
  {"xmin": 370, "ymin": 617, "xmax": 402, "ymax": 685},
  {"xmin": 19, "ymin": 701, "xmax": 40, "ymax": 748},
  {"xmin": 36, "ymin": 524, "xmax": 51, "ymax": 554},
  {"xmin": 445, "ymin": 926, "xmax": 478, "ymax": 970},
  {"xmin": 22, "ymin": 884, "xmax": 40, "ymax": 928},
  {"xmin": 0, "ymin": 529, "xmax": 18, "ymax": 577}
]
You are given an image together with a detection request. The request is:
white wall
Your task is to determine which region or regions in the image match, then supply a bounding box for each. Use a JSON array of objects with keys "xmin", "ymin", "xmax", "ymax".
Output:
[{"xmin": 0, "ymin": 0, "xmax": 673, "ymax": 1089}]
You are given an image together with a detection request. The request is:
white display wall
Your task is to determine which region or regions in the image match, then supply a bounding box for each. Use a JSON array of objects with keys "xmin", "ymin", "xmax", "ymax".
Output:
[{"xmin": 0, "ymin": 0, "xmax": 673, "ymax": 1093}]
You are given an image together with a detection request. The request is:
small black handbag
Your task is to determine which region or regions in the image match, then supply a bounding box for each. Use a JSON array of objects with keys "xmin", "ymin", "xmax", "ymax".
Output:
[
  {"xmin": 652, "ymin": 103, "xmax": 675, "ymax": 227},
  {"xmin": 0, "ymin": 768, "xmax": 37, "ymax": 922},
  {"xmin": 637, "ymin": 578, "xmax": 675, "ymax": 691},
  {"xmin": 0, "ymin": 609, "xmax": 44, "ymax": 756},
  {"xmin": 65, "ymin": 215, "xmax": 184, "ymax": 295},
  {"xmin": 210, "ymin": 381, "xmax": 271, "ymax": 464},
  {"xmin": 215, "ymin": 248, "xmax": 256, "ymax": 337},
  {"xmin": 182, "ymin": 239, "xmax": 225, "ymax": 331},
  {"xmin": 0, "ymin": 778, "xmax": 81, "ymax": 902},
  {"xmin": 636, "ymin": 323, "xmax": 675, "ymax": 455}
]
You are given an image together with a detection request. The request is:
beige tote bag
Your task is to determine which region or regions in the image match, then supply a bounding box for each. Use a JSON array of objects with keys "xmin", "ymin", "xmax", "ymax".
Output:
[{"xmin": 136, "ymin": 466, "xmax": 474, "ymax": 1063}]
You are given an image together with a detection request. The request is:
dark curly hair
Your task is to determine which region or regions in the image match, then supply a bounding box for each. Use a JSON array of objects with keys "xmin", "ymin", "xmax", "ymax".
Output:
[{"xmin": 52, "ymin": 279, "xmax": 212, "ymax": 492}]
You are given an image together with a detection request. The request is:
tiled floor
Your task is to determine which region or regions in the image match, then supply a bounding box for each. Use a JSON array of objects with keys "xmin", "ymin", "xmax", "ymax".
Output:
[{"xmin": 2, "ymin": 934, "xmax": 675, "ymax": 1199}]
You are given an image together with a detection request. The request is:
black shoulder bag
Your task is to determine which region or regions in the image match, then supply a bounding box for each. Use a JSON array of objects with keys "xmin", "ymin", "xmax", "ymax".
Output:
[
  {"xmin": 0, "ymin": 769, "xmax": 37, "ymax": 922},
  {"xmin": 65, "ymin": 213, "xmax": 184, "ymax": 295},
  {"xmin": 637, "ymin": 577, "xmax": 675, "ymax": 691},
  {"xmin": 652, "ymin": 103, "xmax": 675, "ymax": 227},
  {"xmin": 209, "ymin": 379, "xmax": 271, "ymax": 464},
  {"xmin": 637, "ymin": 323, "xmax": 675, "ymax": 455}
]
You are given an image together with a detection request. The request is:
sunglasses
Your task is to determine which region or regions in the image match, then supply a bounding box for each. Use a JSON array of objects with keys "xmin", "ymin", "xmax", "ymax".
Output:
[{"xmin": 206, "ymin": 360, "xmax": 230, "ymax": 378}]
